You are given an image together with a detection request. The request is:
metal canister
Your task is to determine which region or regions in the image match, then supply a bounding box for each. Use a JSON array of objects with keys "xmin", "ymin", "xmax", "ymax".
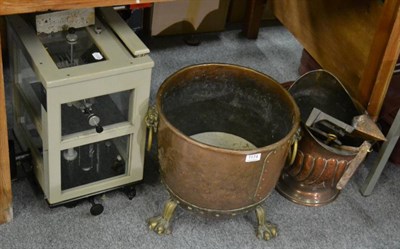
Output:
[{"xmin": 148, "ymin": 63, "xmax": 300, "ymax": 240}]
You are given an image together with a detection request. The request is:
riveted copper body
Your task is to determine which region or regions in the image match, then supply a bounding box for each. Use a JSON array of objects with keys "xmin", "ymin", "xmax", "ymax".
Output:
[
  {"xmin": 276, "ymin": 70, "xmax": 374, "ymax": 206},
  {"xmin": 156, "ymin": 64, "xmax": 300, "ymax": 215}
]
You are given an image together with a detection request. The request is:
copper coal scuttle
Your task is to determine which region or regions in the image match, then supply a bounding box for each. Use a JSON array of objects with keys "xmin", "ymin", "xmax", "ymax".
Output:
[
  {"xmin": 276, "ymin": 70, "xmax": 385, "ymax": 206},
  {"xmin": 146, "ymin": 63, "xmax": 300, "ymax": 240}
]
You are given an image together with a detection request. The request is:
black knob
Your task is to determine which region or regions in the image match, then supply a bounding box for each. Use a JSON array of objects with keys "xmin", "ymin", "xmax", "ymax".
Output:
[
  {"xmin": 68, "ymin": 27, "xmax": 76, "ymax": 34},
  {"xmin": 96, "ymin": 125, "xmax": 103, "ymax": 133}
]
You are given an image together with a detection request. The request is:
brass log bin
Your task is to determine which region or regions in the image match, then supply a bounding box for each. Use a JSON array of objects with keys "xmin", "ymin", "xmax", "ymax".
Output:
[
  {"xmin": 276, "ymin": 70, "xmax": 385, "ymax": 207},
  {"xmin": 147, "ymin": 63, "xmax": 300, "ymax": 240}
]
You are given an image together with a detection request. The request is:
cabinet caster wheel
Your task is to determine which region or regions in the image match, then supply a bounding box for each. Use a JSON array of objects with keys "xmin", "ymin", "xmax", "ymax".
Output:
[
  {"xmin": 123, "ymin": 185, "xmax": 136, "ymax": 200},
  {"xmin": 183, "ymin": 34, "xmax": 201, "ymax": 46},
  {"xmin": 89, "ymin": 197, "xmax": 104, "ymax": 216},
  {"xmin": 90, "ymin": 203, "xmax": 104, "ymax": 216}
]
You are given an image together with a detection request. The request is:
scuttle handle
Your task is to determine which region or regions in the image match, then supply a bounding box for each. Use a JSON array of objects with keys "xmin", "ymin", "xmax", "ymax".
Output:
[{"xmin": 336, "ymin": 141, "xmax": 371, "ymax": 190}]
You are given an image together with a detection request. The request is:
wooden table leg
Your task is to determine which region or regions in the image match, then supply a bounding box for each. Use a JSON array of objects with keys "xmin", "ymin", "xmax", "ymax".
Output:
[
  {"xmin": 357, "ymin": 1, "xmax": 400, "ymax": 120},
  {"xmin": 243, "ymin": 0, "xmax": 267, "ymax": 39},
  {"xmin": 0, "ymin": 29, "xmax": 13, "ymax": 225}
]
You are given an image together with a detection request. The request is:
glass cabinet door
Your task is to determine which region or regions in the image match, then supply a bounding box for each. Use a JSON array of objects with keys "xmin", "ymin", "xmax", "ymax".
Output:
[
  {"xmin": 61, "ymin": 135, "xmax": 130, "ymax": 190},
  {"xmin": 61, "ymin": 90, "xmax": 133, "ymax": 137}
]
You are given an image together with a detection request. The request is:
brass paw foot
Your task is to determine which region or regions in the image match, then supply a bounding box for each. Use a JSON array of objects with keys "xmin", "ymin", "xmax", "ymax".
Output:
[
  {"xmin": 255, "ymin": 206, "xmax": 278, "ymax": 241},
  {"xmin": 147, "ymin": 198, "xmax": 178, "ymax": 235},
  {"xmin": 256, "ymin": 221, "xmax": 278, "ymax": 240},
  {"xmin": 148, "ymin": 215, "xmax": 172, "ymax": 235}
]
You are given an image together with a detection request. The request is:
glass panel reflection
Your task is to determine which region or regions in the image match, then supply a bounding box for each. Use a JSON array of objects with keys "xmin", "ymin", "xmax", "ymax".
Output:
[
  {"xmin": 61, "ymin": 90, "xmax": 132, "ymax": 136},
  {"xmin": 61, "ymin": 135, "xmax": 129, "ymax": 190}
]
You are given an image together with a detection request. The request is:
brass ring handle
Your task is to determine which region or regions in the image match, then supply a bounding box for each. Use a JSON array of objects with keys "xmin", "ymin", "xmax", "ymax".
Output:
[
  {"xmin": 288, "ymin": 138, "xmax": 298, "ymax": 166},
  {"xmin": 147, "ymin": 128, "xmax": 153, "ymax": 152},
  {"xmin": 145, "ymin": 106, "xmax": 159, "ymax": 152}
]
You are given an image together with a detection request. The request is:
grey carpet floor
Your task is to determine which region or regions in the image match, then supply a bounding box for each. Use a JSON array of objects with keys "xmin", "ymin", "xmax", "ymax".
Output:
[{"xmin": 1, "ymin": 23, "xmax": 400, "ymax": 249}]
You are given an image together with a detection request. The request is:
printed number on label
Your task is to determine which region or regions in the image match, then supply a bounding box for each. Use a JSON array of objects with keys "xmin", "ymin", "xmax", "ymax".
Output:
[{"xmin": 245, "ymin": 153, "xmax": 261, "ymax": 162}]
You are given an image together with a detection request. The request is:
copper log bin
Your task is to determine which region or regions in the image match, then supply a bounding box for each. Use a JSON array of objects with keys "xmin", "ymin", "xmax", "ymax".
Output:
[
  {"xmin": 147, "ymin": 64, "xmax": 300, "ymax": 240},
  {"xmin": 276, "ymin": 70, "xmax": 379, "ymax": 206}
]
